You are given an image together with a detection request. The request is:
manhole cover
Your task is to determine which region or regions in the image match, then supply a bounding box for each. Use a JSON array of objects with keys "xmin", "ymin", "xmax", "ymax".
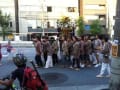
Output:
[{"xmin": 41, "ymin": 72, "xmax": 68, "ymax": 84}]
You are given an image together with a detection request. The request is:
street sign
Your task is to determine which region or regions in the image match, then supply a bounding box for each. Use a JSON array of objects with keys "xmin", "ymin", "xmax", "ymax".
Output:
[{"xmin": 84, "ymin": 25, "xmax": 90, "ymax": 30}]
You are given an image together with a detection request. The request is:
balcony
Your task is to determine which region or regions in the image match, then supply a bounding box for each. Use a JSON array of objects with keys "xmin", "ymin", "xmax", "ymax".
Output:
[
  {"xmin": 84, "ymin": 9, "xmax": 106, "ymax": 15},
  {"xmin": 84, "ymin": 0, "xmax": 106, "ymax": 5},
  {"xmin": 85, "ymin": 19, "xmax": 106, "ymax": 26}
]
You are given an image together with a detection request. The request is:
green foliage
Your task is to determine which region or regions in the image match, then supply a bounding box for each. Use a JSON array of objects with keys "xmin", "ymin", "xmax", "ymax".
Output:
[
  {"xmin": 76, "ymin": 17, "xmax": 84, "ymax": 36},
  {"xmin": 90, "ymin": 20, "xmax": 102, "ymax": 35},
  {"xmin": 0, "ymin": 10, "xmax": 11, "ymax": 40}
]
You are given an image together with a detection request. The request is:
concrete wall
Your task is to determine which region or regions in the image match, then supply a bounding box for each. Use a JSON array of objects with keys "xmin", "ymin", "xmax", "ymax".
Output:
[
  {"xmin": 107, "ymin": 0, "xmax": 117, "ymax": 39},
  {"xmin": 84, "ymin": 0, "xmax": 106, "ymax": 5},
  {"xmin": 79, "ymin": 0, "xmax": 107, "ymax": 25}
]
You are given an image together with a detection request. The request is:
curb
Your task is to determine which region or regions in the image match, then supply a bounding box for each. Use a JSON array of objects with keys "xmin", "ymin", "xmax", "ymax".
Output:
[{"xmin": 49, "ymin": 85, "xmax": 109, "ymax": 90}]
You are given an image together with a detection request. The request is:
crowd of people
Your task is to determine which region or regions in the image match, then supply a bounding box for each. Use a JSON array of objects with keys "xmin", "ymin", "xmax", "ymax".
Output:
[
  {"xmin": 0, "ymin": 35, "xmax": 112, "ymax": 77},
  {"xmin": 0, "ymin": 34, "xmax": 112, "ymax": 90},
  {"xmin": 32, "ymin": 34, "xmax": 112, "ymax": 77}
]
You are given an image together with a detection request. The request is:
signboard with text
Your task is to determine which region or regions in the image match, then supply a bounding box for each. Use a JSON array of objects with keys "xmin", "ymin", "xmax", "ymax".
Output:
[{"xmin": 112, "ymin": 45, "xmax": 118, "ymax": 57}]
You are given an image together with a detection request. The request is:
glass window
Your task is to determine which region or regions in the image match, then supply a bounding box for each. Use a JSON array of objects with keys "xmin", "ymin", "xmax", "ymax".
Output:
[
  {"xmin": 68, "ymin": 7, "xmax": 76, "ymax": 12},
  {"xmin": 47, "ymin": 6, "xmax": 52, "ymax": 12},
  {"xmin": 99, "ymin": 4, "xmax": 105, "ymax": 7}
]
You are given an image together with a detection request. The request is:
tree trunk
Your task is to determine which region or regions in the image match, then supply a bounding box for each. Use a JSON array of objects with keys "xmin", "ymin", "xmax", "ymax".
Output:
[
  {"xmin": 3, "ymin": 34, "xmax": 5, "ymax": 41},
  {"xmin": 2, "ymin": 28, "xmax": 6, "ymax": 41}
]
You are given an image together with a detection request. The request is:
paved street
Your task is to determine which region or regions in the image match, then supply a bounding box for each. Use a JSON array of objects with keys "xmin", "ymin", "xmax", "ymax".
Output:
[{"xmin": 0, "ymin": 47, "xmax": 109, "ymax": 90}]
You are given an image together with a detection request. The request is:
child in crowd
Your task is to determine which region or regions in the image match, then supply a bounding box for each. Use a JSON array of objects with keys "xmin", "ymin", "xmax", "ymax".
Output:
[{"xmin": 3, "ymin": 41, "xmax": 14, "ymax": 60}]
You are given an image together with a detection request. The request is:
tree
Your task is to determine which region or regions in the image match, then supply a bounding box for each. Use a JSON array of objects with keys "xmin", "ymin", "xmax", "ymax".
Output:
[
  {"xmin": 76, "ymin": 17, "xmax": 84, "ymax": 36},
  {"xmin": 0, "ymin": 10, "xmax": 11, "ymax": 41},
  {"xmin": 90, "ymin": 20, "xmax": 102, "ymax": 35}
]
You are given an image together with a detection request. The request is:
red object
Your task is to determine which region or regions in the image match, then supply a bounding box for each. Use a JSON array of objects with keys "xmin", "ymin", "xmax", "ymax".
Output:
[
  {"xmin": 23, "ymin": 67, "xmax": 48, "ymax": 90},
  {"xmin": 0, "ymin": 44, "xmax": 2, "ymax": 60}
]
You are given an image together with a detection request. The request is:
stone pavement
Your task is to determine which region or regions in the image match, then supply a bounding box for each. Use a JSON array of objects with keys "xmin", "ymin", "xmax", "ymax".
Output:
[{"xmin": 0, "ymin": 47, "xmax": 109, "ymax": 90}]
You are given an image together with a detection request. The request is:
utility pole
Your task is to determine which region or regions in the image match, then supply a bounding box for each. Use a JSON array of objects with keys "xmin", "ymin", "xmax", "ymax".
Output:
[
  {"xmin": 106, "ymin": 0, "xmax": 109, "ymax": 34},
  {"xmin": 78, "ymin": 0, "xmax": 80, "ymax": 16},
  {"xmin": 109, "ymin": 0, "xmax": 120, "ymax": 90},
  {"xmin": 113, "ymin": 0, "xmax": 120, "ymax": 56},
  {"xmin": 78, "ymin": 0, "xmax": 83, "ymax": 17},
  {"xmin": 14, "ymin": 0, "xmax": 19, "ymax": 34},
  {"xmin": 41, "ymin": 0, "xmax": 45, "ymax": 36},
  {"xmin": 114, "ymin": 0, "xmax": 120, "ymax": 38}
]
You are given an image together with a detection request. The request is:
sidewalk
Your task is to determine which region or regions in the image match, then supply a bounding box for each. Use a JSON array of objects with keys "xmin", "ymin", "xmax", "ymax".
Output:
[{"xmin": 0, "ymin": 41, "xmax": 34, "ymax": 47}]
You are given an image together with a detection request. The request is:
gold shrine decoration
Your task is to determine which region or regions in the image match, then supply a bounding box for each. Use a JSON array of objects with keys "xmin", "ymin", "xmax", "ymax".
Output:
[
  {"xmin": 112, "ymin": 45, "xmax": 118, "ymax": 57},
  {"xmin": 61, "ymin": 28, "xmax": 72, "ymax": 35},
  {"xmin": 8, "ymin": 34, "xmax": 14, "ymax": 40}
]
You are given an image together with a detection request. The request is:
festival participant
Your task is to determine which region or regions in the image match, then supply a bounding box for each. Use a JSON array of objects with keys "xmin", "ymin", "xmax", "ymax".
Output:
[
  {"xmin": 62, "ymin": 37, "xmax": 69, "ymax": 67},
  {"xmin": 51, "ymin": 37, "xmax": 59, "ymax": 65},
  {"xmin": 96, "ymin": 37, "xmax": 111, "ymax": 77},
  {"xmin": 94, "ymin": 35, "xmax": 103, "ymax": 67},
  {"xmin": 71, "ymin": 36, "xmax": 80, "ymax": 70},
  {"xmin": 43, "ymin": 36, "xmax": 53, "ymax": 68},
  {"xmin": 32, "ymin": 36, "xmax": 43, "ymax": 67}
]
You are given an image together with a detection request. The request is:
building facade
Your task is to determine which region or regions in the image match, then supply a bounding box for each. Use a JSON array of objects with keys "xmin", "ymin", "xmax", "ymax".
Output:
[
  {"xmin": 0, "ymin": 0, "xmax": 79, "ymax": 36},
  {"xmin": 0, "ymin": 0, "xmax": 117, "ymax": 40},
  {"xmin": 79, "ymin": 0, "xmax": 107, "ymax": 32},
  {"xmin": 106, "ymin": 0, "xmax": 117, "ymax": 39}
]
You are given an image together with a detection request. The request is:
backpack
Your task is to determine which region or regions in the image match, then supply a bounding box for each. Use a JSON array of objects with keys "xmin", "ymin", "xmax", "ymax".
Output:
[{"xmin": 23, "ymin": 67, "xmax": 48, "ymax": 90}]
